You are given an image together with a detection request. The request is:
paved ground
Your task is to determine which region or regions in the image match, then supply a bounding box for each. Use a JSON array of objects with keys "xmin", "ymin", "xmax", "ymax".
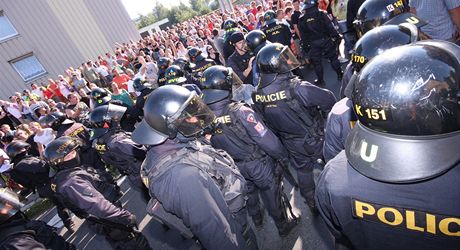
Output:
[{"xmin": 35, "ymin": 59, "xmax": 346, "ymax": 250}]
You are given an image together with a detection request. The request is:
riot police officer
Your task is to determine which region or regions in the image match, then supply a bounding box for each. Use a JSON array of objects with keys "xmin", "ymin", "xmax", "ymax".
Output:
[
  {"xmin": 253, "ymin": 43, "xmax": 336, "ymax": 210},
  {"xmin": 245, "ymin": 30, "xmax": 270, "ymax": 87},
  {"xmin": 5, "ymin": 141, "xmax": 75, "ymax": 232},
  {"xmin": 262, "ymin": 10, "xmax": 292, "ymax": 46},
  {"xmin": 188, "ymin": 47, "xmax": 216, "ymax": 80},
  {"xmin": 132, "ymin": 85, "xmax": 256, "ymax": 249},
  {"xmin": 133, "ymin": 78, "xmax": 154, "ymax": 120},
  {"xmin": 172, "ymin": 57, "xmax": 194, "ymax": 83},
  {"xmin": 157, "ymin": 57, "xmax": 172, "ymax": 87},
  {"xmin": 316, "ymin": 40, "xmax": 460, "ymax": 250},
  {"xmin": 227, "ymin": 32, "xmax": 254, "ymax": 86},
  {"xmin": 44, "ymin": 136, "xmax": 151, "ymax": 250},
  {"xmin": 89, "ymin": 104, "xmax": 147, "ymax": 191},
  {"xmin": 222, "ymin": 19, "xmax": 241, "ymax": 61},
  {"xmin": 165, "ymin": 65, "xmax": 189, "ymax": 85},
  {"xmin": 324, "ymin": 23, "xmax": 420, "ymax": 162},
  {"xmin": 0, "ymin": 188, "xmax": 74, "ymax": 249},
  {"xmin": 90, "ymin": 87, "xmax": 137, "ymax": 131},
  {"xmin": 298, "ymin": 0, "xmax": 343, "ymax": 85},
  {"xmin": 201, "ymin": 65, "xmax": 298, "ymax": 236},
  {"xmin": 39, "ymin": 112, "xmax": 116, "ymax": 185}
]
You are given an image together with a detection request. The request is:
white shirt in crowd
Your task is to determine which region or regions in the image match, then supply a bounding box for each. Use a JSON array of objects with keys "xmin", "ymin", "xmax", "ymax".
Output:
[{"xmin": 34, "ymin": 128, "xmax": 56, "ymax": 146}]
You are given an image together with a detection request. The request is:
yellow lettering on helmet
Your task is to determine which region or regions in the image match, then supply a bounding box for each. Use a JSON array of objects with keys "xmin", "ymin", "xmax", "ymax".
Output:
[
  {"xmin": 439, "ymin": 218, "xmax": 460, "ymax": 236},
  {"xmin": 354, "ymin": 200, "xmax": 376, "ymax": 218},
  {"xmin": 354, "ymin": 104, "xmax": 363, "ymax": 116},
  {"xmin": 406, "ymin": 211, "xmax": 424, "ymax": 232}
]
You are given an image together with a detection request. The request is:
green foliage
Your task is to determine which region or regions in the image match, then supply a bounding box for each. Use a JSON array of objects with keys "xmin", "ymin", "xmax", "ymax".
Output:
[{"xmin": 136, "ymin": 0, "xmax": 214, "ymax": 29}]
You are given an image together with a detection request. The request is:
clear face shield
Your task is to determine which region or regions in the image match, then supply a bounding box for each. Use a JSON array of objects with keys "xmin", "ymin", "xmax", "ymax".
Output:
[
  {"xmin": 0, "ymin": 188, "xmax": 24, "ymax": 223},
  {"xmin": 170, "ymin": 94, "xmax": 216, "ymax": 137}
]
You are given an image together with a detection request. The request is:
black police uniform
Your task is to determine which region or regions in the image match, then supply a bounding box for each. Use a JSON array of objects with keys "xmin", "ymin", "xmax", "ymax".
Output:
[
  {"xmin": 322, "ymin": 97, "xmax": 355, "ymax": 162},
  {"xmin": 93, "ymin": 130, "xmax": 147, "ymax": 190},
  {"xmin": 262, "ymin": 21, "xmax": 292, "ymax": 46},
  {"xmin": 223, "ymin": 28, "xmax": 240, "ymax": 61},
  {"xmin": 0, "ymin": 212, "xmax": 74, "ymax": 250},
  {"xmin": 141, "ymin": 139, "xmax": 252, "ymax": 250},
  {"xmin": 134, "ymin": 87, "xmax": 154, "ymax": 119},
  {"xmin": 227, "ymin": 52, "xmax": 254, "ymax": 86},
  {"xmin": 298, "ymin": 6, "xmax": 342, "ymax": 83},
  {"xmin": 56, "ymin": 121, "xmax": 115, "ymax": 184},
  {"xmin": 208, "ymin": 99, "xmax": 295, "ymax": 233},
  {"xmin": 8, "ymin": 153, "xmax": 74, "ymax": 230},
  {"xmin": 253, "ymin": 74, "xmax": 336, "ymax": 203},
  {"xmin": 190, "ymin": 58, "xmax": 216, "ymax": 82},
  {"xmin": 157, "ymin": 71, "xmax": 168, "ymax": 86},
  {"xmin": 317, "ymin": 40, "xmax": 460, "ymax": 250},
  {"xmin": 51, "ymin": 163, "xmax": 149, "ymax": 249},
  {"xmin": 316, "ymin": 151, "xmax": 460, "ymax": 249}
]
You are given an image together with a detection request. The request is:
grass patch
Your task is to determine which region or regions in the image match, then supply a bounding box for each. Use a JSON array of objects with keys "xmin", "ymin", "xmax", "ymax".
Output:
[{"xmin": 24, "ymin": 198, "xmax": 54, "ymax": 219}]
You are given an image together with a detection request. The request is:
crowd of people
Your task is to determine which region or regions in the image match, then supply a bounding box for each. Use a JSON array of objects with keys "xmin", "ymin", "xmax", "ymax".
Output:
[{"xmin": 0, "ymin": 0, "xmax": 460, "ymax": 249}]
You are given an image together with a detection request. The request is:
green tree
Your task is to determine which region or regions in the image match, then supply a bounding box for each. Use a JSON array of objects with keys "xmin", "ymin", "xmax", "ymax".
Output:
[{"xmin": 137, "ymin": 13, "xmax": 156, "ymax": 29}]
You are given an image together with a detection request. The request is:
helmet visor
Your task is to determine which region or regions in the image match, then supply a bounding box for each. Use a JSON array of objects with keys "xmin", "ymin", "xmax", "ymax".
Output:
[
  {"xmin": 0, "ymin": 188, "xmax": 23, "ymax": 223},
  {"xmin": 278, "ymin": 47, "xmax": 301, "ymax": 73},
  {"xmin": 172, "ymin": 94, "xmax": 215, "ymax": 137}
]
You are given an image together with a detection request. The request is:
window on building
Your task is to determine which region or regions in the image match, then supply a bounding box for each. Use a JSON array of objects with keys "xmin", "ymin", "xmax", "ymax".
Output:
[
  {"xmin": 11, "ymin": 55, "xmax": 47, "ymax": 82},
  {"xmin": 0, "ymin": 11, "xmax": 18, "ymax": 42}
]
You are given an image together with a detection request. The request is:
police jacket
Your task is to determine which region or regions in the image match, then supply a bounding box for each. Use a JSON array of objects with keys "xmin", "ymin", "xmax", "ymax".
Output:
[
  {"xmin": 0, "ymin": 212, "xmax": 73, "ymax": 250},
  {"xmin": 227, "ymin": 51, "xmax": 253, "ymax": 85},
  {"xmin": 262, "ymin": 21, "xmax": 292, "ymax": 46},
  {"xmin": 93, "ymin": 130, "xmax": 146, "ymax": 189},
  {"xmin": 57, "ymin": 122, "xmax": 91, "ymax": 150},
  {"xmin": 9, "ymin": 155, "xmax": 49, "ymax": 190},
  {"xmin": 51, "ymin": 165, "xmax": 132, "ymax": 225},
  {"xmin": 157, "ymin": 72, "xmax": 167, "ymax": 87},
  {"xmin": 298, "ymin": 7, "xmax": 340, "ymax": 43},
  {"xmin": 323, "ymin": 98, "xmax": 354, "ymax": 162},
  {"xmin": 190, "ymin": 59, "xmax": 216, "ymax": 81},
  {"xmin": 253, "ymin": 74, "xmax": 336, "ymax": 157},
  {"xmin": 209, "ymin": 99, "xmax": 287, "ymax": 163},
  {"xmin": 316, "ymin": 151, "xmax": 460, "ymax": 250},
  {"xmin": 134, "ymin": 88, "xmax": 154, "ymax": 119},
  {"xmin": 142, "ymin": 138, "xmax": 247, "ymax": 250},
  {"xmin": 223, "ymin": 29, "xmax": 239, "ymax": 60}
]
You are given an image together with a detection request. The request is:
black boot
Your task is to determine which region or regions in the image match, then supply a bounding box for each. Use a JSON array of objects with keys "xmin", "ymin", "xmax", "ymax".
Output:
[{"xmin": 277, "ymin": 218, "xmax": 299, "ymax": 237}]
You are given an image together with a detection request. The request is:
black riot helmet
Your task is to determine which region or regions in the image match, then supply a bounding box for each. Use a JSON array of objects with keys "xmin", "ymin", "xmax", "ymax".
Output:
[
  {"xmin": 346, "ymin": 40, "xmax": 460, "ymax": 184},
  {"xmin": 222, "ymin": 19, "xmax": 238, "ymax": 31},
  {"xmin": 133, "ymin": 78, "xmax": 152, "ymax": 92},
  {"xmin": 6, "ymin": 140, "xmax": 30, "ymax": 161},
  {"xmin": 256, "ymin": 43, "xmax": 300, "ymax": 87},
  {"xmin": 158, "ymin": 57, "xmax": 172, "ymax": 70},
  {"xmin": 39, "ymin": 112, "xmax": 74, "ymax": 130},
  {"xmin": 263, "ymin": 10, "xmax": 277, "ymax": 25},
  {"xmin": 245, "ymin": 30, "xmax": 268, "ymax": 53},
  {"xmin": 173, "ymin": 57, "xmax": 193, "ymax": 73},
  {"xmin": 188, "ymin": 47, "xmax": 205, "ymax": 63},
  {"xmin": 354, "ymin": 0, "xmax": 408, "ymax": 38},
  {"xmin": 165, "ymin": 65, "xmax": 188, "ymax": 85},
  {"xmin": 44, "ymin": 136, "xmax": 82, "ymax": 166},
  {"xmin": 89, "ymin": 104, "xmax": 127, "ymax": 139},
  {"xmin": 90, "ymin": 87, "xmax": 111, "ymax": 107},
  {"xmin": 132, "ymin": 85, "xmax": 215, "ymax": 145},
  {"xmin": 303, "ymin": 0, "xmax": 318, "ymax": 9},
  {"xmin": 351, "ymin": 23, "xmax": 419, "ymax": 73},
  {"xmin": 0, "ymin": 188, "xmax": 24, "ymax": 224},
  {"xmin": 200, "ymin": 65, "xmax": 243, "ymax": 104}
]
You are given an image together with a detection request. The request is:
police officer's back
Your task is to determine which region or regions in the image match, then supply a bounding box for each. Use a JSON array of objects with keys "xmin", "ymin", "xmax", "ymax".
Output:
[
  {"xmin": 188, "ymin": 47, "xmax": 216, "ymax": 80},
  {"xmin": 157, "ymin": 57, "xmax": 172, "ymax": 87},
  {"xmin": 0, "ymin": 188, "xmax": 74, "ymax": 249},
  {"xmin": 253, "ymin": 43, "xmax": 336, "ymax": 209},
  {"xmin": 5, "ymin": 141, "xmax": 75, "ymax": 232},
  {"xmin": 316, "ymin": 40, "xmax": 460, "ymax": 250},
  {"xmin": 133, "ymin": 78, "xmax": 154, "ymax": 120},
  {"xmin": 89, "ymin": 104, "xmax": 147, "ymax": 190},
  {"xmin": 44, "ymin": 136, "xmax": 150, "ymax": 250},
  {"xmin": 262, "ymin": 10, "xmax": 292, "ymax": 46},
  {"xmin": 324, "ymin": 23, "xmax": 421, "ymax": 162},
  {"xmin": 132, "ymin": 85, "xmax": 254, "ymax": 249},
  {"xmin": 201, "ymin": 66, "xmax": 298, "ymax": 236}
]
